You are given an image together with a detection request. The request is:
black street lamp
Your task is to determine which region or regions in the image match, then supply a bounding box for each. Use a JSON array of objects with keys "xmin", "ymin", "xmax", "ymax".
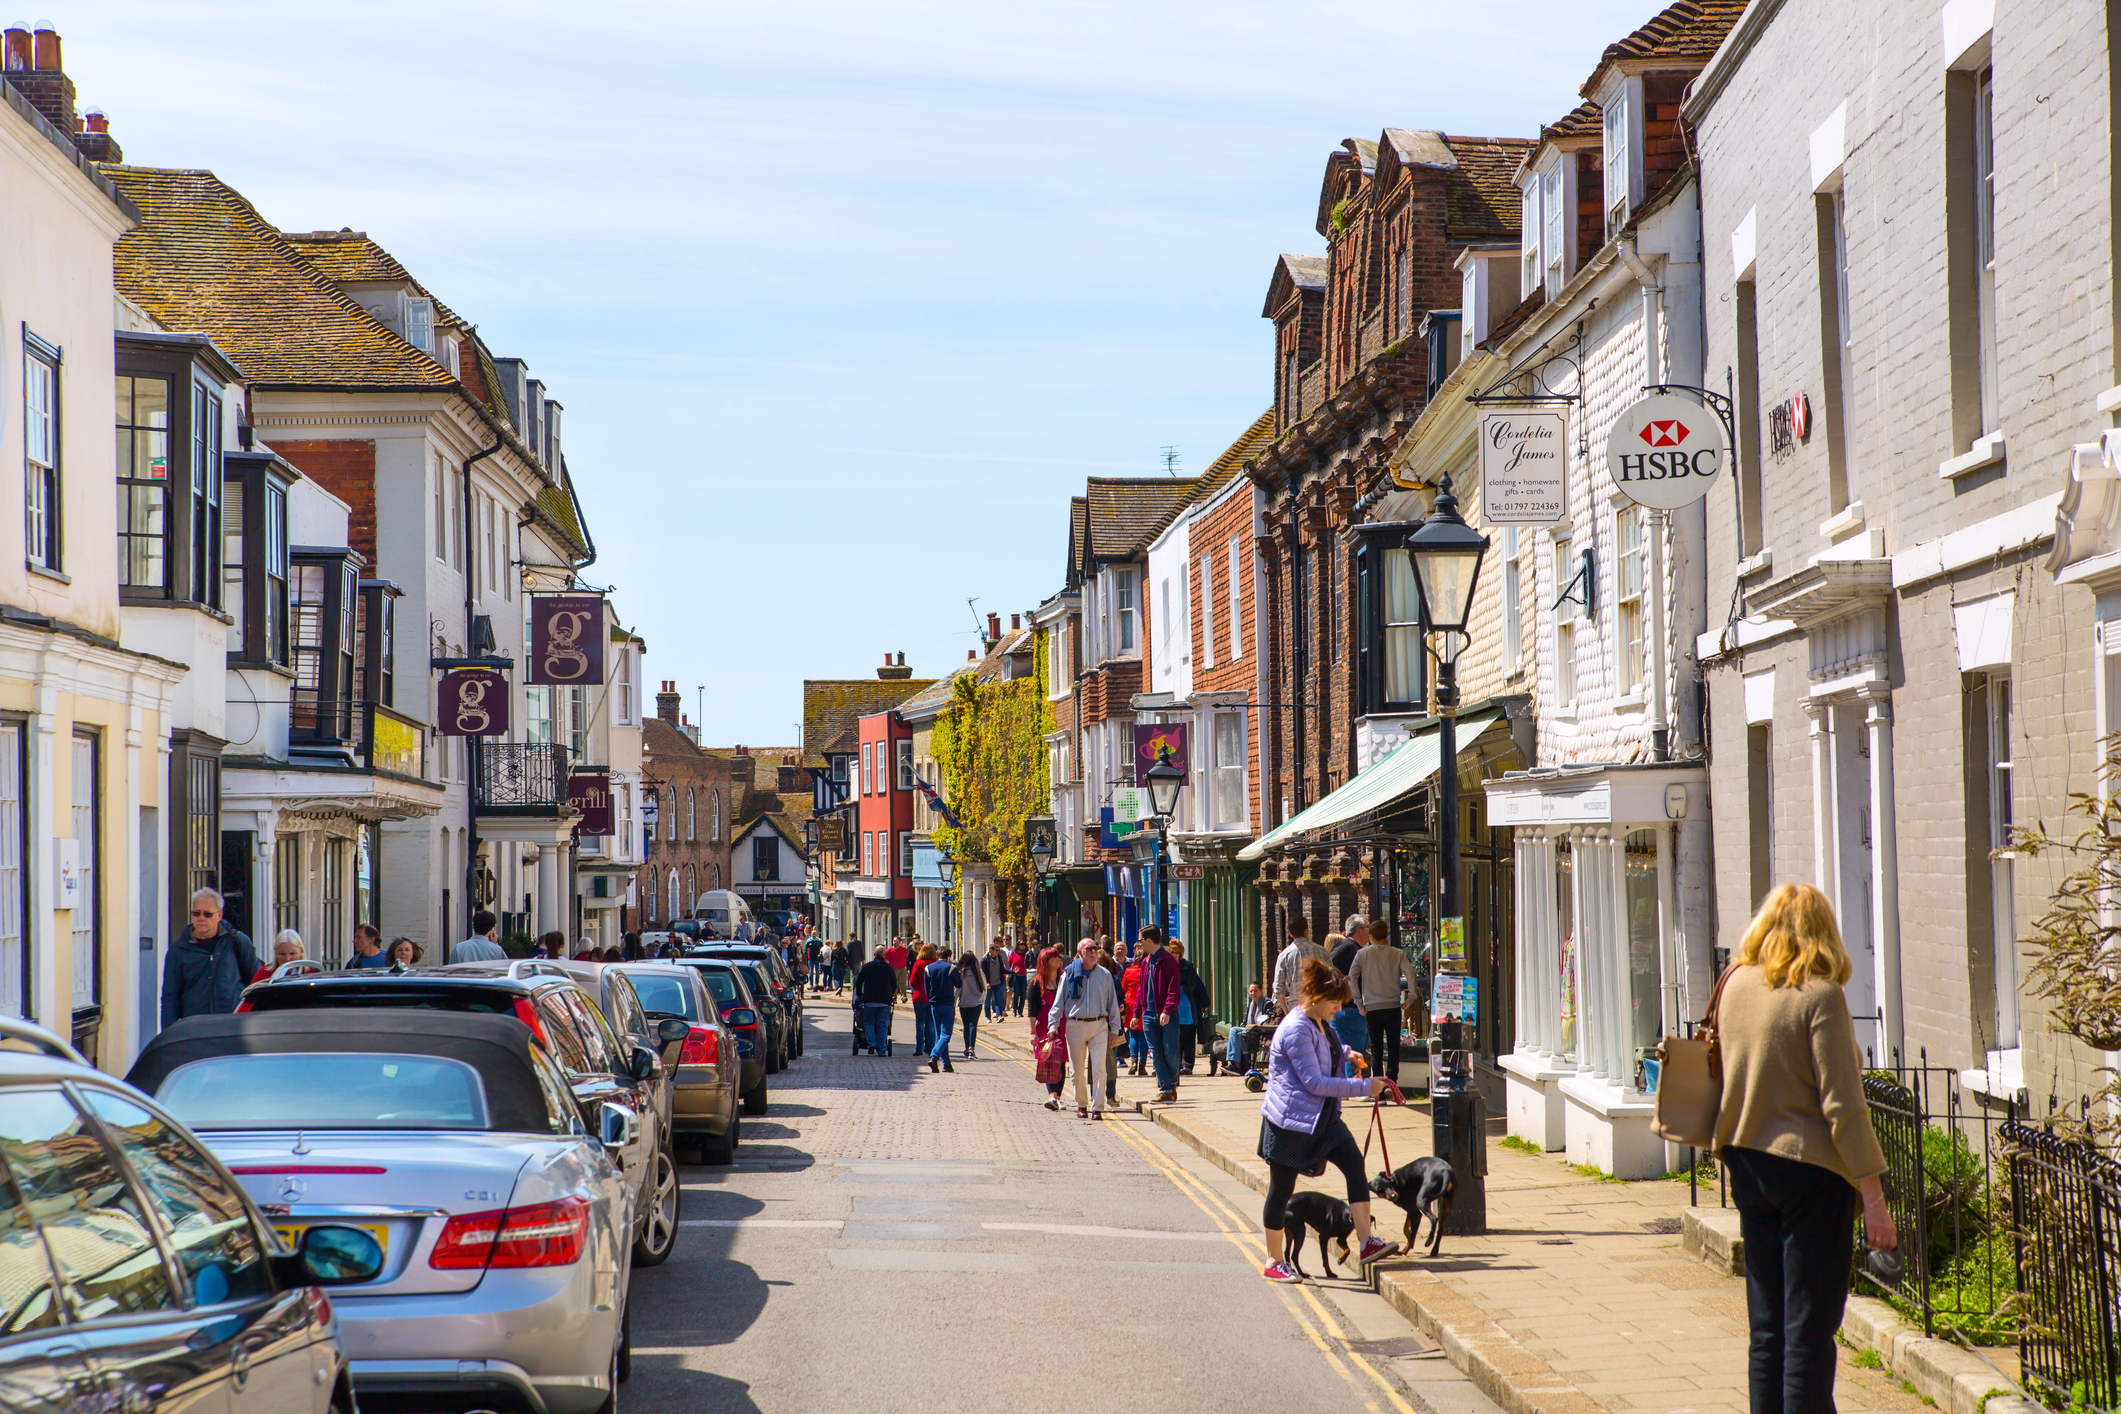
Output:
[
  {"xmin": 1025, "ymin": 816, "xmax": 1056, "ymax": 948},
  {"xmin": 1401, "ymin": 472, "xmax": 1489, "ymax": 1236},
  {"xmin": 1142, "ymin": 744, "xmax": 1187, "ymax": 943}
]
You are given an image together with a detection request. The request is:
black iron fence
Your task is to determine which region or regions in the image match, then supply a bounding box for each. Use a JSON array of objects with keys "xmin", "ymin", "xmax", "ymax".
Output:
[
  {"xmin": 475, "ymin": 742, "xmax": 572, "ymax": 812},
  {"xmin": 2005, "ymin": 1117, "xmax": 2121, "ymax": 1410}
]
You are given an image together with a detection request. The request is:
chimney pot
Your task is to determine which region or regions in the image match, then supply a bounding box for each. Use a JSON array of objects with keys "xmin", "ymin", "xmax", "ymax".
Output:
[
  {"xmin": 986, "ymin": 612, "xmax": 1000, "ymax": 640},
  {"xmin": 82, "ymin": 107, "xmax": 104, "ymax": 132},
  {"xmin": 30, "ymin": 23, "xmax": 56, "ymax": 71},
  {"xmin": 4, "ymin": 27, "xmax": 30, "ymax": 71},
  {"xmin": 1010, "ymin": 613, "xmax": 1021, "ymax": 630},
  {"xmin": 967, "ymin": 649, "xmax": 976, "ymax": 662}
]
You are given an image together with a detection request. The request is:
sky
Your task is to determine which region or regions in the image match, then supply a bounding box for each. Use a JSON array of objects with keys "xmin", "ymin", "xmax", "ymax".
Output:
[{"xmin": 64, "ymin": 0, "xmax": 1661, "ymax": 745}]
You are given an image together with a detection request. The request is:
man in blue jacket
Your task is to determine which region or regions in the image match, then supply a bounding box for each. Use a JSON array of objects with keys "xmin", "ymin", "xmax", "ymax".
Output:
[
  {"xmin": 922, "ymin": 949, "xmax": 960, "ymax": 1073},
  {"xmin": 160, "ymin": 887, "xmax": 259, "ymax": 1028}
]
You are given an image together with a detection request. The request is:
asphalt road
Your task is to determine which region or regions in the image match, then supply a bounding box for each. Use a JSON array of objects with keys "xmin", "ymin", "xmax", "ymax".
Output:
[{"xmin": 625, "ymin": 995, "xmax": 1507, "ymax": 1414}]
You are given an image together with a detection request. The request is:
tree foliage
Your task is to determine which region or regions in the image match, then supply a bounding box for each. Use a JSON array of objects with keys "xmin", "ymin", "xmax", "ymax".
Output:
[{"xmin": 931, "ymin": 633, "xmax": 1054, "ymax": 933}]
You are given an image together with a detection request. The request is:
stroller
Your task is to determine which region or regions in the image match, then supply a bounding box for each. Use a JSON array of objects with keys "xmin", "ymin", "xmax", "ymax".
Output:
[{"xmin": 854, "ymin": 1002, "xmax": 893, "ymax": 1056}]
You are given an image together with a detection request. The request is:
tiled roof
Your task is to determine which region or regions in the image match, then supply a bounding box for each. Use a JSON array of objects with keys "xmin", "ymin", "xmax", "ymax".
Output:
[
  {"xmin": 1084, "ymin": 477, "xmax": 1196, "ymax": 561},
  {"xmin": 534, "ymin": 478, "xmax": 589, "ymax": 558},
  {"xmin": 800, "ymin": 679, "xmax": 934, "ymax": 767},
  {"xmin": 1068, "ymin": 497, "xmax": 1086, "ymax": 588},
  {"xmin": 642, "ymin": 716, "xmax": 706, "ymax": 760},
  {"xmin": 1442, "ymin": 136, "xmax": 1537, "ymax": 238},
  {"xmin": 282, "ymin": 228, "xmax": 469, "ymax": 330},
  {"xmin": 1590, "ymin": 0, "xmax": 1748, "ymax": 78},
  {"xmin": 104, "ymin": 168, "xmax": 455, "ymax": 390},
  {"xmin": 1542, "ymin": 101, "xmax": 1603, "ymax": 143}
]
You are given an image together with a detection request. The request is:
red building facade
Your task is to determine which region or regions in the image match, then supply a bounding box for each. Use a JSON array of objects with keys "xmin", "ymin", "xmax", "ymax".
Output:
[{"xmin": 853, "ymin": 708, "xmax": 915, "ymax": 948}]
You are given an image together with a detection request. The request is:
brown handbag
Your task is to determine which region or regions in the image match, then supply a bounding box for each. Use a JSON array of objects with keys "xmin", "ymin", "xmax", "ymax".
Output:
[{"xmin": 1650, "ymin": 965, "xmax": 1736, "ymax": 1148}]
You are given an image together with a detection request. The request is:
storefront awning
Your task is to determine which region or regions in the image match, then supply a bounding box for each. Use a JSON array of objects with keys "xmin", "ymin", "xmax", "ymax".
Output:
[{"xmin": 1237, "ymin": 711, "xmax": 1503, "ymax": 861}]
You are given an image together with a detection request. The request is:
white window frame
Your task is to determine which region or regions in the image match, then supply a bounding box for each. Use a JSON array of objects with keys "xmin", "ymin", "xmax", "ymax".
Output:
[
  {"xmin": 24, "ymin": 338, "xmax": 59, "ymax": 571},
  {"xmin": 1542, "ymin": 161, "xmax": 1568, "ymax": 296},
  {"xmin": 1601, "ymin": 77, "xmax": 1640, "ymax": 229},
  {"xmin": 861, "ymin": 742, "xmax": 872, "ymax": 796},
  {"xmin": 1521, "ymin": 181, "xmax": 1542, "ymax": 298},
  {"xmin": 1226, "ymin": 537, "xmax": 1243, "ymax": 661},
  {"xmin": 433, "ymin": 453, "xmax": 447, "ymax": 562},
  {"xmin": 1212, "ymin": 708, "xmax": 1246, "ymax": 830},
  {"xmin": 406, "ymin": 297, "xmax": 436, "ymax": 354},
  {"xmin": 1981, "ymin": 670, "xmax": 2016, "ymax": 1046},
  {"xmin": 1198, "ymin": 554, "xmax": 1215, "ymax": 669},
  {"xmin": 1553, "ymin": 532, "xmax": 1577, "ymax": 708},
  {"xmin": 1115, "ymin": 568, "xmax": 1137, "ymax": 654},
  {"xmin": 1616, "ymin": 508, "xmax": 1645, "ymax": 696},
  {"xmin": 1502, "ymin": 527, "xmax": 1523, "ymax": 675},
  {"xmin": 898, "ymin": 831, "xmax": 913, "ymax": 878},
  {"xmin": 895, "ymin": 738, "xmax": 912, "ymax": 791},
  {"xmin": 1974, "ymin": 66, "xmax": 1998, "ymax": 434},
  {"xmin": 1160, "ymin": 578, "xmax": 1171, "ymax": 656},
  {"xmin": 863, "ymin": 830, "xmax": 874, "ymax": 876}
]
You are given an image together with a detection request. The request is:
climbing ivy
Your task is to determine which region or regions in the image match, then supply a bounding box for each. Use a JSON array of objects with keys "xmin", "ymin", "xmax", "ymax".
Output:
[{"xmin": 932, "ymin": 632, "xmax": 1054, "ymax": 935}]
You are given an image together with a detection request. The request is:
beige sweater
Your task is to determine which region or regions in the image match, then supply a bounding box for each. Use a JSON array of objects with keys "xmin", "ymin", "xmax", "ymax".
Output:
[{"xmin": 1711, "ymin": 965, "xmax": 1887, "ymax": 1186}]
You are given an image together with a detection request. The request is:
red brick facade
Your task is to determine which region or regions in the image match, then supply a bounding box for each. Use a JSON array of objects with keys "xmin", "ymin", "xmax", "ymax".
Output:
[
  {"xmin": 268, "ymin": 438, "xmax": 378, "ymax": 566},
  {"xmin": 635, "ymin": 685, "xmax": 733, "ymax": 926}
]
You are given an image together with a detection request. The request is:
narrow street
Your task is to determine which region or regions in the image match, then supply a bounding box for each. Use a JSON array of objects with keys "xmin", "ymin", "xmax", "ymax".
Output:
[{"xmin": 627, "ymin": 1002, "xmax": 1502, "ymax": 1414}]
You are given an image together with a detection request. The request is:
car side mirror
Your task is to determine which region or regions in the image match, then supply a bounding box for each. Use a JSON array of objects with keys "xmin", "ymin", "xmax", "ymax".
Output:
[
  {"xmin": 656, "ymin": 1016, "xmax": 690, "ymax": 1047},
  {"xmin": 724, "ymin": 1007, "xmax": 756, "ymax": 1027},
  {"xmin": 273, "ymin": 1224, "xmax": 385, "ymax": 1289},
  {"xmin": 600, "ymin": 1103, "xmax": 637, "ymax": 1155},
  {"xmin": 628, "ymin": 1045, "xmax": 657, "ymax": 1083}
]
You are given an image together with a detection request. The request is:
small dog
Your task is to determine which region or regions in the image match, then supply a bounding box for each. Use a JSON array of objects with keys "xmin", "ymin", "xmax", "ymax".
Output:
[
  {"xmin": 1282, "ymin": 1191, "xmax": 1356, "ymax": 1279},
  {"xmin": 1369, "ymin": 1157, "xmax": 1457, "ymax": 1258}
]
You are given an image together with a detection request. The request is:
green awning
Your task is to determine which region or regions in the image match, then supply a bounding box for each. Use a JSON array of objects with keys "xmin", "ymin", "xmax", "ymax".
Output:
[{"xmin": 1237, "ymin": 711, "xmax": 1503, "ymax": 861}]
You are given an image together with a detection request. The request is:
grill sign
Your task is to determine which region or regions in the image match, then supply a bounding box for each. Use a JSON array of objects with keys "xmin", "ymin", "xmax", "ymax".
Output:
[
  {"xmin": 1606, "ymin": 393, "xmax": 1727, "ymax": 510},
  {"xmin": 529, "ymin": 595, "xmax": 605, "ymax": 686},
  {"xmin": 437, "ymin": 668, "xmax": 508, "ymax": 737},
  {"xmin": 1477, "ymin": 409, "xmax": 1568, "ymax": 525},
  {"xmin": 568, "ymin": 769, "xmax": 612, "ymax": 837}
]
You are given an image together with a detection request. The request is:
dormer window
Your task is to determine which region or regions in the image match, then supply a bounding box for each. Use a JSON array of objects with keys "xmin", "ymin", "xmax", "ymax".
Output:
[
  {"xmin": 404, "ymin": 297, "xmax": 435, "ymax": 355},
  {"xmin": 1542, "ymin": 162, "xmax": 1566, "ymax": 295},
  {"xmin": 1600, "ymin": 78, "xmax": 1642, "ymax": 234},
  {"xmin": 1521, "ymin": 184, "xmax": 1541, "ymax": 298}
]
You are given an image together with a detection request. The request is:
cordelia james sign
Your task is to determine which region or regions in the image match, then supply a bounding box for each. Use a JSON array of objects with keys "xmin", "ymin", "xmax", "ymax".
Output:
[{"xmin": 1477, "ymin": 409, "xmax": 1567, "ymax": 525}]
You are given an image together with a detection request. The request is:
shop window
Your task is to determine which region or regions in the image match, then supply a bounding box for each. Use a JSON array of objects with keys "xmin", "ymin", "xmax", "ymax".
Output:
[
  {"xmin": 0, "ymin": 721, "xmax": 24, "ymax": 1017},
  {"xmin": 1555, "ymin": 835, "xmax": 1576, "ymax": 1064},
  {"xmin": 1624, "ymin": 830, "xmax": 1662, "ymax": 1070},
  {"xmin": 70, "ymin": 732, "xmax": 98, "ymax": 1013},
  {"xmin": 321, "ymin": 837, "xmax": 347, "ymax": 965}
]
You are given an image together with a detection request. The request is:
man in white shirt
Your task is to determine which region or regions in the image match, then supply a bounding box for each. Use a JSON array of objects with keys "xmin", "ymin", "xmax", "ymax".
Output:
[
  {"xmin": 1270, "ymin": 914, "xmax": 1325, "ymax": 1013},
  {"xmin": 449, "ymin": 909, "xmax": 508, "ymax": 964},
  {"xmin": 1350, "ymin": 920, "xmax": 1418, "ymax": 1082}
]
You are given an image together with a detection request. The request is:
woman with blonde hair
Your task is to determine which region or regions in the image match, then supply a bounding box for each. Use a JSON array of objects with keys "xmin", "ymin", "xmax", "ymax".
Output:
[{"xmin": 1713, "ymin": 882, "xmax": 1897, "ymax": 1413}]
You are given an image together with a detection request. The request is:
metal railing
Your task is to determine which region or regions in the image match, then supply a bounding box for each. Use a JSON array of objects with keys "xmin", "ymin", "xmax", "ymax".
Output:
[
  {"xmin": 2006, "ymin": 1117, "xmax": 2121, "ymax": 1409},
  {"xmin": 475, "ymin": 742, "xmax": 572, "ymax": 813}
]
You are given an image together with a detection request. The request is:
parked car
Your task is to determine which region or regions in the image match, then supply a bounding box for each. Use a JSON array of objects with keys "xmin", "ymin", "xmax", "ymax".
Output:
[
  {"xmin": 0, "ymin": 1016, "xmax": 382, "ymax": 1414},
  {"xmin": 237, "ymin": 963, "xmax": 681, "ymax": 1268},
  {"xmin": 611, "ymin": 962, "xmax": 740, "ymax": 1163},
  {"xmin": 673, "ymin": 957, "xmax": 771, "ymax": 1115},
  {"xmin": 129, "ymin": 1009, "xmax": 633, "ymax": 1414},
  {"xmin": 543, "ymin": 961, "xmax": 682, "ymax": 1137},
  {"xmin": 691, "ymin": 943, "xmax": 805, "ymax": 1057},
  {"xmin": 715, "ymin": 956, "xmax": 790, "ymax": 1072}
]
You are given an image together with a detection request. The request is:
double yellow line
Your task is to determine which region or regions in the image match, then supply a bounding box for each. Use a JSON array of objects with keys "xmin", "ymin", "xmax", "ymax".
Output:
[{"xmin": 985, "ymin": 1027, "xmax": 1416, "ymax": 1414}]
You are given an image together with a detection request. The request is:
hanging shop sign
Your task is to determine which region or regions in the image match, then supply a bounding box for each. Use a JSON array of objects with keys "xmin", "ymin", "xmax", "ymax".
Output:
[
  {"xmin": 1477, "ymin": 409, "xmax": 1569, "ymax": 525},
  {"xmin": 437, "ymin": 667, "xmax": 509, "ymax": 737},
  {"xmin": 1132, "ymin": 721, "xmax": 1189, "ymax": 780},
  {"xmin": 568, "ymin": 769, "xmax": 613, "ymax": 837},
  {"xmin": 528, "ymin": 595, "xmax": 606, "ymax": 685},
  {"xmin": 1605, "ymin": 393, "xmax": 1728, "ymax": 510},
  {"xmin": 1111, "ymin": 789, "xmax": 1147, "ymax": 824}
]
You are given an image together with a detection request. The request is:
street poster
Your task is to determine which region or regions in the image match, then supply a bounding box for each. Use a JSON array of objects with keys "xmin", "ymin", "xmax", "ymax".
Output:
[
  {"xmin": 1439, "ymin": 915, "xmax": 1465, "ymax": 968},
  {"xmin": 1431, "ymin": 972, "xmax": 1477, "ymax": 1027}
]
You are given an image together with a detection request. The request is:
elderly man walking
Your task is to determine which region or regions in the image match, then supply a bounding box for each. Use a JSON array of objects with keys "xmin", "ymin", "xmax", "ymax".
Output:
[
  {"xmin": 161, "ymin": 888, "xmax": 260, "ymax": 1027},
  {"xmin": 1270, "ymin": 914, "xmax": 1325, "ymax": 1014},
  {"xmin": 1047, "ymin": 938, "xmax": 1122, "ymax": 1119},
  {"xmin": 1349, "ymin": 917, "xmax": 1417, "ymax": 1082}
]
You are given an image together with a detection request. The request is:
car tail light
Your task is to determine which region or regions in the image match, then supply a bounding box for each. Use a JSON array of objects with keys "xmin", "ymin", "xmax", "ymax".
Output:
[
  {"xmin": 511, "ymin": 998, "xmax": 551, "ymax": 1049},
  {"xmin": 429, "ymin": 1197, "xmax": 589, "ymax": 1270},
  {"xmin": 679, "ymin": 1026, "xmax": 719, "ymax": 1066}
]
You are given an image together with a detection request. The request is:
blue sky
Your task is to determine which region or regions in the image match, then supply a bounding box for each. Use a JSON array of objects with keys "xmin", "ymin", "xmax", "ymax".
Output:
[{"xmin": 69, "ymin": 0, "xmax": 1661, "ymax": 745}]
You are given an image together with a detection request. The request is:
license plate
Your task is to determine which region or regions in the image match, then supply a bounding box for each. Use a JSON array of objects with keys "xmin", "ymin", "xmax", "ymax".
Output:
[{"xmin": 274, "ymin": 1221, "xmax": 390, "ymax": 1260}]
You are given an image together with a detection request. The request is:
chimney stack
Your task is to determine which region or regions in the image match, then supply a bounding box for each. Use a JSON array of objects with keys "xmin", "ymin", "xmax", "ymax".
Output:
[
  {"xmin": 967, "ymin": 649, "xmax": 976, "ymax": 662},
  {"xmin": 878, "ymin": 651, "xmax": 911, "ymax": 680},
  {"xmin": 655, "ymin": 679, "xmax": 681, "ymax": 725},
  {"xmin": 3, "ymin": 28, "xmax": 121, "ymax": 162},
  {"xmin": 1010, "ymin": 613, "xmax": 1021, "ymax": 631},
  {"xmin": 986, "ymin": 612, "xmax": 1001, "ymax": 643}
]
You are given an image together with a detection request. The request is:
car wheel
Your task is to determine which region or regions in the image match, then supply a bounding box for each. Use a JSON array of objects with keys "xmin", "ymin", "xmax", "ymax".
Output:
[
  {"xmin": 704, "ymin": 1113, "xmax": 737, "ymax": 1165},
  {"xmin": 631, "ymin": 1145, "xmax": 681, "ymax": 1268},
  {"xmin": 743, "ymin": 1076, "xmax": 768, "ymax": 1116}
]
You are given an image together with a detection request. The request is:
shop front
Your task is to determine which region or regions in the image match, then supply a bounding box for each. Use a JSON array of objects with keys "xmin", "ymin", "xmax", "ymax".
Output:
[
  {"xmin": 1486, "ymin": 765, "xmax": 1710, "ymax": 1180},
  {"xmin": 1170, "ymin": 838, "xmax": 1258, "ymax": 1025}
]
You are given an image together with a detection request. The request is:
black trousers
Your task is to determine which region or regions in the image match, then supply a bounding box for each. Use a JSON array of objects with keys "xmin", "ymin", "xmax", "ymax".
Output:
[
  {"xmin": 1262, "ymin": 1125, "xmax": 1369, "ymax": 1229},
  {"xmin": 1364, "ymin": 1007, "xmax": 1401, "ymax": 1080},
  {"xmin": 1723, "ymin": 1146, "xmax": 1858, "ymax": 1414}
]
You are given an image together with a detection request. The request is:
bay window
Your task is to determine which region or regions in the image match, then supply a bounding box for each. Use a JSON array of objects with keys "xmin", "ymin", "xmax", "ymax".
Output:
[
  {"xmin": 116, "ymin": 337, "xmax": 236, "ymax": 607},
  {"xmin": 1213, "ymin": 709, "xmax": 1245, "ymax": 828},
  {"xmin": 290, "ymin": 550, "xmax": 357, "ymax": 744},
  {"xmin": 1542, "ymin": 162, "xmax": 1566, "ymax": 295},
  {"xmin": 115, "ymin": 374, "xmax": 168, "ymax": 589}
]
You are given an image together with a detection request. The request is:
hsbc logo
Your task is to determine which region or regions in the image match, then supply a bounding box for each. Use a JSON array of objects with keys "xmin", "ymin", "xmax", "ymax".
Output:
[
  {"xmin": 1605, "ymin": 393, "xmax": 1729, "ymax": 511},
  {"xmin": 1638, "ymin": 419, "xmax": 1690, "ymax": 447}
]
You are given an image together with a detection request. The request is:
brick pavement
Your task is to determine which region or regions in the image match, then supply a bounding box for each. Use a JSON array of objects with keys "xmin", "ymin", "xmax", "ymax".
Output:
[{"xmin": 968, "ymin": 1011, "xmax": 1934, "ymax": 1414}]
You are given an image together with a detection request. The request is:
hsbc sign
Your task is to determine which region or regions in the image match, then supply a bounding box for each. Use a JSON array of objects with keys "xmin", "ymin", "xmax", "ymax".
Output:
[{"xmin": 1605, "ymin": 393, "xmax": 1728, "ymax": 510}]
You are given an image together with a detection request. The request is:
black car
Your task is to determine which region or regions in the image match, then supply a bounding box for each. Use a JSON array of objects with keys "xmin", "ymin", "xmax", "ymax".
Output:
[
  {"xmin": 673, "ymin": 958, "xmax": 771, "ymax": 1115},
  {"xmin": 0, "ymin": 1017, "xmax": 383, "ymax": 1414},
  {"xmin": 237, "ymin": 962, "xmax": 684, "ymax": 1267},
  {"xmin": 689, "ymin": 943, "xmax": 804, "ymax": 1058}
]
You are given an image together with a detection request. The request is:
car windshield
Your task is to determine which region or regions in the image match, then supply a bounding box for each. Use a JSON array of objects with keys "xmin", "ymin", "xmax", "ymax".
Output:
[
  {"xmin": 156, "ymin": 1053, "xmax": 490, "ymax": 1130},
  {"xmin": 690, "ymin": 966, "xmax": 742, "ymax": 1006},
  {"xmin": 626, "ymin": 974, "xmax": 697, "ymax": 1020},
  {"xmin": 705, "ymin": 909, "xmax": 728, "ymax": 921}
]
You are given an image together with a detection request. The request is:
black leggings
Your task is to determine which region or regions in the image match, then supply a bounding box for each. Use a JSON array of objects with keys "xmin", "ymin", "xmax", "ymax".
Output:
[
  {"xmin": 1262, "ymin": 1128, "xmax": 1369, "ymax": 1230},
  {"xmin": 960, "ymin": 1006, "xmax": 980, "ymax": 1049}
]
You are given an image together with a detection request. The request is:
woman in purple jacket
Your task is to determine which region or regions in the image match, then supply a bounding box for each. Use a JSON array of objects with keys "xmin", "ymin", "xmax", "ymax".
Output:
[{"xmin": 1257, "ymin": 956, "xmax": 1399, "ymax": 1283}]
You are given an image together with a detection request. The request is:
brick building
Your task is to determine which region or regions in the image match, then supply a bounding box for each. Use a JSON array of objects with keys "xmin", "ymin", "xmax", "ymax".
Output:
[
  {"xmin": 802, "ymin": 662, "xmax": 933, "ymax": 939},
  {"xmin": 638, "ymin": 681, "xmax": 732, "ymax": 926}
]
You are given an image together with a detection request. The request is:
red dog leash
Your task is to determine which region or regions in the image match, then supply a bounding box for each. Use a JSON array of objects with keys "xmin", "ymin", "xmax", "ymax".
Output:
[{"xmin": 1361, "ymin": 1079, "xmax": 1408, "ymax": 1173}]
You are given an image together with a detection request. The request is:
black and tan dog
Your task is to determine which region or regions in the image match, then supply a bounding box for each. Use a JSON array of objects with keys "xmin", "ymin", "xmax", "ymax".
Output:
[
  {"xmin": 1368, "ymin": 1157, "xmax": 1456, "ymax": 1258},
  {"xmin": 1281, "ymin": 1191, "xmax": 1357, "ymax": 1279}
]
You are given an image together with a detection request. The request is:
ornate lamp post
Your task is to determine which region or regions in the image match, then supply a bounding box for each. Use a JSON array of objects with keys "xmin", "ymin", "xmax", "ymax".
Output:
[
  {"xmin": 1025, "ymin": 816, "xmax": 1056, "ymax": 947},
  {"xmin": 1143, "ymin": 745, "xmax": 1186, "ymax": 941}
]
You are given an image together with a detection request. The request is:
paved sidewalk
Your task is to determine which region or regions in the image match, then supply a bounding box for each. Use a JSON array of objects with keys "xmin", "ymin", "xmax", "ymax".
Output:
[{"xmin": 973, "ymin": 1012, "xmax": 1931, "ymax": 1414}]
